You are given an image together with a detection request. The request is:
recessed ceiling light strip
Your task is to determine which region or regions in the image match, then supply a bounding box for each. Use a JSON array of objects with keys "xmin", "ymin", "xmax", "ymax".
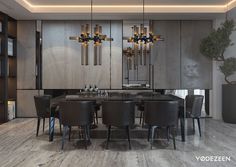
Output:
[{"xmin": 15, "ymin": 0, "xmax": 236, "ymax": 13}]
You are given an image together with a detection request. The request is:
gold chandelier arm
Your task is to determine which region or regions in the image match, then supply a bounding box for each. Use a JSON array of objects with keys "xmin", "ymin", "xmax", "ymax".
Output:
[
  {"xmin": 153, "ymin": 35, "xmax": 164, "ymax": 41},
  {"xmin": 105, "ymin": 38, "xmax": 114, "ymax": 41},
  {"xmin": 123, "ymin": 37, "xmax": 130, "ymax": 40},
  {"xmin": 69, "ymin": 36, "xmax": 79, "ymax": 40}
]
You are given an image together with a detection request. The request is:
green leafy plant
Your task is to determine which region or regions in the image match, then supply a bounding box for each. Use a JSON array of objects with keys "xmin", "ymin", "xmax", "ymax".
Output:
[{"xmin": 200, "ymin": 19, "xmax": 236, "ymax": 84}]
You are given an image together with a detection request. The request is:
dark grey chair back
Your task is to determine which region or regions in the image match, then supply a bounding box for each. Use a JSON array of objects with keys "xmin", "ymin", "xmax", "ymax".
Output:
[
  {"xmin": 144, "ymin": 101, "xmax": 179, "ymax": 127},
  {"xmin": 102, "ymin": 101, "xmax": 135, "ymax": 127},
  {"xmin": 186, "ymin": 95, "xmax": 204, "ymax": 118},
  {"xmin": 34, "ymin": 95, "xmax": 51, "ymax": 118},
  {"xmin": 59, "ymin": 101, "xmax": 95, "ymax": 126}
]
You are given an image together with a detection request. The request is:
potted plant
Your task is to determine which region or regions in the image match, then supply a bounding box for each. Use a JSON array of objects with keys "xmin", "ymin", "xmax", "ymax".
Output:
[{"xmin": 200, "ymin": 19, "xmax": 236, "ymax": 124}]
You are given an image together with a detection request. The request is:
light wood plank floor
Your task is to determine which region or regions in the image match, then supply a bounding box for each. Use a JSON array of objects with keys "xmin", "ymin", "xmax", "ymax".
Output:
[{"xmin": 0, "ymin": 118, "xmax": 235, "ymax": 167}]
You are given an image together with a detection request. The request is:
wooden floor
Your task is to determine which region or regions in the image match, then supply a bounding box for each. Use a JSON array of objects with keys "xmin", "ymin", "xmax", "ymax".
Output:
[{"xmin": 0, "ymin": 118, "xmax": 235, "ymax": 167}]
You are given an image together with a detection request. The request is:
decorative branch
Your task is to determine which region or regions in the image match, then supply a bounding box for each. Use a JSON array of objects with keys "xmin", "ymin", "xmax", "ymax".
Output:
[{"xmin": 200, "ymin": 19, "xmax": 236, "ymax": 84}]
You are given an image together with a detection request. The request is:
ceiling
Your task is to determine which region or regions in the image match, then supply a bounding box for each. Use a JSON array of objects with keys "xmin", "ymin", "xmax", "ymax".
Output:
[
  {"xmin": 0, "ymin": 0, "xmax": 235, "ymax": 20},
  {"xmin": 21, "ymin": 0, "xmax": 232, "ymax": 5}
]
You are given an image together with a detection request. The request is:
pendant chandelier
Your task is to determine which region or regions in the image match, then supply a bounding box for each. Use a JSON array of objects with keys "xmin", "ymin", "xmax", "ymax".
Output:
[
  {"xmin": 69, "ymin": 0, "xmax": 113, "ymax": 65},
  {"xmin": 127, "ymin": 0, "xmax": 164, "ymax": 45}
]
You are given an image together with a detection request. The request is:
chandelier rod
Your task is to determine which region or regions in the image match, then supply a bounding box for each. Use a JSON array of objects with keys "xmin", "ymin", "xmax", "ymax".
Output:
[
  {"xmin": 91, "ymin": 0, "xmax": 93, "ymax": 35},
  {"xmin": 143, "ymin": 0, "xmax": 145, "ymax": 26}
]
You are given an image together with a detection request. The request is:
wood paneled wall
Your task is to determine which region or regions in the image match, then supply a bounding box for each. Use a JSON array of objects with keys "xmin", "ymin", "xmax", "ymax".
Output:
[
  {"xmin": 152, "ymin": 20, "xmax": 212, "ymax": 89},
  {"xmin": 17, "ymin": 21, "xmax": 36, "ymax": 89},
  {"xmin": 17, "ymin": 20, "xmax": 212, "ymax": 91},
  {"xmin": 110, "ymin": 21, "xmax": 123, "ymax": 89},
  {"xmin": 42, "ymin": 21, "xmax": 123, "ymax": 89},
  {"xmin": 17, "ymin": 21, "xmax": 38, "ymax": 117},
  {"xmin": 181, "ymin": 21, "xmax": 212, "ymax": 89},
  {"xmin": 152, "ymin": 21, "xmax": 181, "ymax": 89}
]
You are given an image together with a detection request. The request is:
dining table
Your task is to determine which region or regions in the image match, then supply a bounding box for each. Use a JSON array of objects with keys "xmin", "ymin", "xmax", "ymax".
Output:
[{"xmin": 48, "ymin": 94, "xmax": 186, "ymax": 142}]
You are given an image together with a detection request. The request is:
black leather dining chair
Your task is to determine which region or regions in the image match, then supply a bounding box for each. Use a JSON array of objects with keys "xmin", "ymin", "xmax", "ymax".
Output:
[
  {"xmin": 59, "ymin": 100, "xmax": 95, "ymax": 150},
  {"xmin": 34, "ymin": 95, "xmax": 61, "ymax": 136},
  {"xmin": 185, "ymin": 95, "xmax": 204, "ymax": 137},
  {"xmin": 102, "ymin": 101, "xmax": 135, "ymax": 150},
  {"xmin": 144, "ymin": 100, "xmax": 179, "ymax": 149}
]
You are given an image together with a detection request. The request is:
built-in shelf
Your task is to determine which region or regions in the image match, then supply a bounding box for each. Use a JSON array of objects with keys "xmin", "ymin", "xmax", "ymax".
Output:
[{"xmin": 0, "ymin": 12, "xmax": 17, "ymax": 123}]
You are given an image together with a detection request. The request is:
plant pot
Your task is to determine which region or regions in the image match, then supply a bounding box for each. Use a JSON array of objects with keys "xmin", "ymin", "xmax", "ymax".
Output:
[{"xmin": 222, "ymin": 84, "xmax": 236, "ymax": 124}]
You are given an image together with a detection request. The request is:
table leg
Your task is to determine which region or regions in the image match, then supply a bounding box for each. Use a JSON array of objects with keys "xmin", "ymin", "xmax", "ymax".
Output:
[
  {"xmin": 180, "ymin": 117, "xmax": 185, "ymax": 142},
  {"xmin": 49, "ymin": 117, "xmax": 55, "ymax": 142}
]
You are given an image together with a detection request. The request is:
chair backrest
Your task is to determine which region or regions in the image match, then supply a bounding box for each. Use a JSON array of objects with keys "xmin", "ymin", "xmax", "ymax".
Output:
[
  {"xmin": 102, "ymin": 101, "xmax": 135, "ymax": 127},
  {"xmin": 34, "ymin": 95, "xmax": 51, "ymax": 118},
  {"xmin": 59, "ymin": 101, "xmax": 95, "ymax": 126},
  {"xmin": 144, "ymin": 100, "xmax": 179, "ymax": 127},
  {"xmin": 186, "ymin": 95, "xmax": 204, "ymax": 118},
  {"xmin": 168, "ymin": 94, "xmax": 184, "ymax": 106}
]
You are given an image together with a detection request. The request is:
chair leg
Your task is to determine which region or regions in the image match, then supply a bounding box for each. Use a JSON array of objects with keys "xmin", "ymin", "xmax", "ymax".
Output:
[
  {"xmin": 93, "ymin": 112, "xmax": 96, "ymax": 125},
  {"xmin": 150, "ymin": 126, "xmax": 157, "ymax": 149},
  {"xmin": 86, "ymin": 125, "xmax": 90, "ymax": 141},
  {"xmin": 141, "ymin": 112, "xmax": 145, "ymax": 128},
  {"xmin": 147, "ymin": 125, "xmax": 151, "ymax": 141},
  {"xmin": 95, "ymin": 111, "xmax": 98, "ymax": 124},
  {"xmin": 59, "ymin": 119, "xmax": 62, "ymax": 135},
  {"xmin": 166, "ymin": 126, "xmax": 170, "ymax": 142},
  {"xmin": 36, "ymin": 117, "xmax": 41, "ymax": 137},
  {"xmin": 126, "ymin": 126, "xmax": 131, "ymax": 150},
  {"xmin": 171, "ymin": 127, "xmax": 176, "ymax": 150},
  {"xmin": 61, "ymin": 126, "xmax": 68, "ymax": 150},
  {"xmin": 43, "ymin": 118, "xmax": 45, "ymax": 133},
  {"xmin": 139, "ymin": 111, "xmax": 142, "ymax": 124},
  {"xmin": 78, "ymin": 126, "xmax": 82, "ymax": 139},
  {"xmin": 84, "ymin": 126, "xmax": 87, "ymax": 150},
  {"xmin": 192, "ymin": 118, "xmax": 195, "ymax": 133},
  {"xmin": 180, "ymin": 117, "xmax": 185, "ymax": 142},
  {"xmin": 106, "ymin": 125, "xmax": 111, "ymax": 149},
  {"xmin": 49, "ymin": 117, "xmax": 55, "ymax": 142},
  {"xmin": 197, "ymin": 118, "xmax": 202, "ymax": 137},
  {"xmin": 69, "ymin": 126, "xmax": 72, "ymax": 141}
]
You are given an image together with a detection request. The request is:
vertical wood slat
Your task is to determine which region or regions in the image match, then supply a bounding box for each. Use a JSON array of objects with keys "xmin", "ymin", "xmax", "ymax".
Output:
[
  {"xmin": 17, "ymin": 21, "xmax": 36, "ymax": 89},
  {"xmin": 152, "ymin": 21, "xmax": 181, "ymax": 89},
  {"xmin": 181, "ymin": 21, "xmax": 212, "ymax": 89},
  {"xmin": 110, "ymin": 21, "xmax": 123, "ymax": 89}
]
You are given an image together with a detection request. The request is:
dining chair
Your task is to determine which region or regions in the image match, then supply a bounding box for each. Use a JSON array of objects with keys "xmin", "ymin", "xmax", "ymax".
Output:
[
  {"xmin": 185, "ymin": 95, "xmax": 204, "ymax": 137},
  {"xmin": 34, "ymin": 95, "xmax": 61, "ymax": 136},
  {"xmin": 66, "ymin": 95, "xmax": 99, "ymax": 125},
  {"xmin": 144, "ymin": 100, "xmax": 179, "ymax": 150},
  {"xmin": 59, "ymin": 100, "xmax": 95, "ymax": 150},
  {"xmin": 102, "ymin": 100, "xmax": 135, "ymax": 150}
]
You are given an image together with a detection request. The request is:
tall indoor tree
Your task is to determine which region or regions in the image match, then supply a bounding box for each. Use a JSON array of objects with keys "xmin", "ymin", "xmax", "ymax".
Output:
[{"xmin": 200, "ymin": 19, "xmax": 236, "ymax": 84}]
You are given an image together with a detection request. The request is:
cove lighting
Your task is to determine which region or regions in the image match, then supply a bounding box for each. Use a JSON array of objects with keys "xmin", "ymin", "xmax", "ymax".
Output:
[{"xmin": 15, "ymin": 0, "xmax": 236, "ymax": 13}]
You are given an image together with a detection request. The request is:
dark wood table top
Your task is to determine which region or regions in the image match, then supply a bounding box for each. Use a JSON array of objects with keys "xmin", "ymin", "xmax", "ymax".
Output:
[{"xmin": 51, "ymin": 94, "xmax": 184, "ymax": 107}]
